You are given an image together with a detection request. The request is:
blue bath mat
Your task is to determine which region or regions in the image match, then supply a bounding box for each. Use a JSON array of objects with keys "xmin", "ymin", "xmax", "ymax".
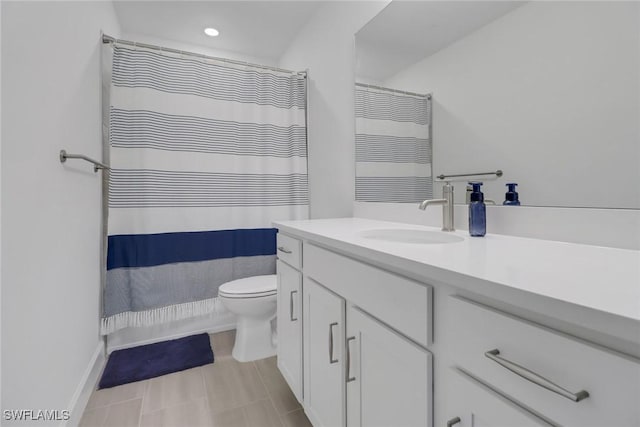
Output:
[{"xmin": 99, "ymin": 333, "xmax": 214, "ymax": 389}]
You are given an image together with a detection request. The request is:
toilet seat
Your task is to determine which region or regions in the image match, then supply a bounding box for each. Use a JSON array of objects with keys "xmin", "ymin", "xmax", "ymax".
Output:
[{"xmin": 218, "ymin": 275, "xmax": 277, "ymax": 299}]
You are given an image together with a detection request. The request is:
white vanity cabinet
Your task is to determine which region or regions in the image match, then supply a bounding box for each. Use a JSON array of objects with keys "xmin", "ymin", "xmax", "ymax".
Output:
[
  {"xmin": 273, "ymin": 218, "xmax": 640, "ymax": 427},
  {"xmin": 302, "ymin": 243, "xmax": 434, "ymax": 427},
  {"xmin": 276, "ymin": 234, "xmax": 303, "ymax": 402}
]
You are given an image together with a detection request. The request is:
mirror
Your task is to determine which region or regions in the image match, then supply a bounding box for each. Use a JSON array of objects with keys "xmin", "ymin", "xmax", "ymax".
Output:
[{"xmin": 355, "ymin": 1, "xmax": 640, "ymax": 209}]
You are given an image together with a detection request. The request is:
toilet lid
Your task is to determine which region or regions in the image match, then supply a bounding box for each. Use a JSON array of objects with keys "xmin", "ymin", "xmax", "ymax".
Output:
[{"xmin": 218, "ymin": 274, "xmax": 277, "ymax": 298}]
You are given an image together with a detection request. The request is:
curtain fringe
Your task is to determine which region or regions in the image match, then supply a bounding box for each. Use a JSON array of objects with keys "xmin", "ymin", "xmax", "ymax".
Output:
[{"xmin": 100, "ymin": 297, "xmax": 225, "ymax": 335}]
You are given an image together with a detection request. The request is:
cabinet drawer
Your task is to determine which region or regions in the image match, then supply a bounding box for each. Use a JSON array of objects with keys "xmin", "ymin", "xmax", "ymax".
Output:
[
  {"xmin": 444, "ymin": 367, "xmax": 552, "ymax": 427},
  {"xmin": 305, "ymin": 243, "xmax": 432, "ymax": 347},
  {"xmin": 276, "ymin": 233, "xmax": 302, "ymax": 269},
  {"xmin": 448, "ymin": 296, "xmax": 640, "ymax": 427}
]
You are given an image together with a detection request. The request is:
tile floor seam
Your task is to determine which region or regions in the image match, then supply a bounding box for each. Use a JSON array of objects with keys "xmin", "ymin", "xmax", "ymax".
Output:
[
  {"xmin": 144, "ymin": 368, "xmax": 208, "ymax": 413},
  {"xmin": 136, "ymin": 396, "xmax": 144, "ymax": 427},
  {"xmin": 88, "ymin": 394, "xmax": 143, "ymax": 411},
  {"xmin": 140, "ymin": 396, "xmax": 211, "ymax": 426},
  {"xmin": 203, "ymin": 361, "xmax": 271, "ymax": 415},
  {"xmin": 258, "ymin": 398, "xmax": 284, "ymax": 427},
  {"xmin": 207, "ymin": 398, "xmax": 269, "ymax": 416},
  {"xmin": 101, "ymin": 404, "xmax": 112, "ymax": 427},
  {"xmin": 252, "ymin": 361, "xmax": 287, "ymax": 427},
  {"xmin": 248, "ymin": 361, "xmax": 274, "ymax": 408},
  {"xmin": 199, "ymin": 366, "xmax": 216, "ymax": 426},
  {"xmin": 101, "ymin": 397, "xmax": 143, "ymax": 427},
  {"xmin": 282, "ymin": 407, "xmax": 304, "ymax": 416}
]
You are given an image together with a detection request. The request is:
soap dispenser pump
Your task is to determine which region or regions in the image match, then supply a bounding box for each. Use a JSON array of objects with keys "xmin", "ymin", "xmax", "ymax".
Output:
[
  {"xmin": 503, "ymin": 183, "xmax": 520, "ymax": 205},
  {"xmin": 468, "ymin": 182, "xmax": 486, "ymax": 237}
]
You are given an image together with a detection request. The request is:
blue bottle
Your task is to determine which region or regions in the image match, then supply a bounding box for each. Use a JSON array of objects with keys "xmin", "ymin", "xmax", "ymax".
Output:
[
  {"xmin": 503, "ymin": 183, "xmax": 521, "ymax": 206},
  {"xmin": 468, "ymin": 182, "xmax": 486, "ymax": 237}
]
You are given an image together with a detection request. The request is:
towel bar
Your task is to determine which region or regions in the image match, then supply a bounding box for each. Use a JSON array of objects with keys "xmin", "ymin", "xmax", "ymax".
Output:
[{"xmin": 59, "ymin": 149, "xmax": 109, "ymax": 173}]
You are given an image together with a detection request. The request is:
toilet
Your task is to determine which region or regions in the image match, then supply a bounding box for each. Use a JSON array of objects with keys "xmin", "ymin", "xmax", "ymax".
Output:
[{"xmin": 218, "ymin": 274, "xmax": 277, "ymax": 362}]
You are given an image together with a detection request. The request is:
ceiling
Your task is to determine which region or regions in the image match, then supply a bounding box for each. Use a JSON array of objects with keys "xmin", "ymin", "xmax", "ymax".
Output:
[
  {"xmin": 113, "ymin": 1, "xmax": 324, "ymax": 63},
  {"xmin": 356, "ymin": 1, "xmax": 525, "ymax": 82}
]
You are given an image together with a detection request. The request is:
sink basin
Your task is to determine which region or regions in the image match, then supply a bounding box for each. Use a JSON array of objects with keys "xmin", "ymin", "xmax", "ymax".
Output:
[{"xmin": 358, "ymin": 229, "xmax": 464, "ymax": 244}]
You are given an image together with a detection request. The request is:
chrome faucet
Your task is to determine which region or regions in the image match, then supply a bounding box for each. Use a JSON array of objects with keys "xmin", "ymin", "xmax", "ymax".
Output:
[{"xmin": 419, "ymin": 182, "xmax": 455, "ymax": 231}]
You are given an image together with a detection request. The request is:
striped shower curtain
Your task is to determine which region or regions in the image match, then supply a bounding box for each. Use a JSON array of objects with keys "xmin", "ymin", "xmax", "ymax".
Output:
[
  {"xmin": 355, "ymin": 85, "xmax": 432, "ymax": 202},
  {"xmin": 101, "ymin": 44, "xmax": 308, "ymax": 334}
]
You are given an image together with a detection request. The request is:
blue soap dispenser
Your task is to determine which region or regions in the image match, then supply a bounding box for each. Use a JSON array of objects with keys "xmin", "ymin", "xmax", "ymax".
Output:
[
  {"xmin": 503, "ymin": 183, "xmax": 521, "ymax": 206},
  {"xmin": 468, "ymin": 182, "xmax": 486, "ymax": 237}
]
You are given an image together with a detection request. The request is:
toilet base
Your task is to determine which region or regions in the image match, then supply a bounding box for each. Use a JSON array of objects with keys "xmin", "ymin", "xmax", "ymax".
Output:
[{"xmin": 231, "ymin": 316, "xmax": 276, "ymax": 362}]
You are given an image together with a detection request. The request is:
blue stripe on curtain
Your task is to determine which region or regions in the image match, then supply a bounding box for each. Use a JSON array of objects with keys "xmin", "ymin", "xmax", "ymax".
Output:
[{"xmin": 107, "ymin": 228, "xmax": 277, "ymax": 270}]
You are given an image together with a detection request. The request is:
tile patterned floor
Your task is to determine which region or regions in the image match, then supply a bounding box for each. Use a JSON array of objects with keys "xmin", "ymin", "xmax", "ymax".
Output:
[{"xmin": 80, "ymin": 330, "xmax": 312, "ymax": 427}]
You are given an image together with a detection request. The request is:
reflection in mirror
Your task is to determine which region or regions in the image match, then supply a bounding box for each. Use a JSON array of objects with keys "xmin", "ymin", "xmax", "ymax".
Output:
[
  {"xmin": 355, "ymin": 84, "xmax": 432, "ymax": 203},
  {"xmin": 355, "ymin": 1, "xmax": 640, "ymax": 209}
]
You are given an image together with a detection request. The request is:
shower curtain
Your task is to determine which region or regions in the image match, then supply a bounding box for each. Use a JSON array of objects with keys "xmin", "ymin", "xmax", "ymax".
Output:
[
  {"xmin": 355, "ymin": 85, "xmax": 432, "ymax": 202},
  {"xmin": 101, "ymin": 44, "xmax": 308, "ymax": 334}
]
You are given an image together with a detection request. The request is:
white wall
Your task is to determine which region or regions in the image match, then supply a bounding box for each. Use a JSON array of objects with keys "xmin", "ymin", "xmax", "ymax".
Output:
[
  {"xmin": 278, "ymin": 1, "xmax": 390, "ymax": 219},
  {"xmin": 0, "ymin": 0, "xmax": 3, "ymax": 413},
  {"xmin": 385, "ymin": 1, "xmax": 640, "ymax": 209},
  {"xmin": 1, "ymin": 2, "xmax": 120, "ymax": 424}
]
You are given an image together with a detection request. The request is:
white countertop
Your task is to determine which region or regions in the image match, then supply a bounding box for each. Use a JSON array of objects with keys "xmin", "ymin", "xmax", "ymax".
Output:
[{"xmin": 274, "ymin": 218, "xmax": 640, "ymax": 324}]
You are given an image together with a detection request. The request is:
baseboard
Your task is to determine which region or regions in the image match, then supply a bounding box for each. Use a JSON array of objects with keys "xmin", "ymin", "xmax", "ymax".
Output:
[{"xmin": 62, "ymin": 341, "xmax": 106, "ymax": 427}]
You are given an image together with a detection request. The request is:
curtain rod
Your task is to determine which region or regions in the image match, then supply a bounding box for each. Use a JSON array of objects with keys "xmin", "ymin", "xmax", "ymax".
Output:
[
  {"xmin": 102, "ymin": 34, "xmax": 306, "ymax": 77},
  {"xmin": 436, "ymin": 170, "xmax": 503, "ymax": 181},
  {"xmin": 355, "ymin": 82, "xmax": 431, "ymax": 99}
]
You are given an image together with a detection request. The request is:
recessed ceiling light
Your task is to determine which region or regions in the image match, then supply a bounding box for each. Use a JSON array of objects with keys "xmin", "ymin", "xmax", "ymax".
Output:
[{"xmin": 204, "ymin": 28, "xmax": 219, "ymax": 37}]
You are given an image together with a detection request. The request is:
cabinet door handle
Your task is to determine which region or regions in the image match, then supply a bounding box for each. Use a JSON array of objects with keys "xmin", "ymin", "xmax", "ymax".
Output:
[
  {"xmin": 289, "ymin": 290, "xmax": 298, "ymax": 321},
  {"xmin": 446, "ymin": 417, "xmax": 461, "ymax": 427},
  {"xmin": 346, "ymin": 336, "xmax": 356, "ymax": 383},
  {"xmin": 485, "ymin": 349, "xmax": 589, "ymax": 402},
  {"xmin": 329, "ymin": 322, "xmax": 338, "ymax": 364},
  {"xmin": 277, "ymin": 246, "xmax": 292, "ymax": 254}
]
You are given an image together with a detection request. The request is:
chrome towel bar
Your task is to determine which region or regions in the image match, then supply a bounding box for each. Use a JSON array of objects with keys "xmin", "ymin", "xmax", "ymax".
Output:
[
  {"xmin": 437, "ymin": 170, "xmax": 502, "ymax": 180},
  {"xmin": 59, "ymin": 150, "xmax": 109, "ymax": 172}
]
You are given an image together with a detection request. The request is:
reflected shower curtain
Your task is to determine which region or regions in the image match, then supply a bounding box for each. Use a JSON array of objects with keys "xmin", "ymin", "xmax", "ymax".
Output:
[
  {"xmin": 101, "ymin": 44, "xmax": 308, "ymax": 334},
  {"xmin": 355, "ymin": 85, "xmax": 432, "ymax": 202}
]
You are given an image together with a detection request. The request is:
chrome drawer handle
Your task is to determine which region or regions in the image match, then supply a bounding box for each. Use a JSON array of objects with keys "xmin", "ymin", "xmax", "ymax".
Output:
[
  {"xmin": 289, "ymin": 290, "xmax": 298, "ymax": 321},
  {"xmin": 485, "ymin": 349, "xmax": 589, "ymax": 402},
  {"xmin": 277, "ymin": 246, "xmax": 292, "ymax": 254},
  {"xmin": 346, "ymin": 336, "xmax": 356, "ymax": 383},
  {"xmin": 446, "ymin": 417, "xmax": 461, "ymax": 427},
  {"xmin": 329, "ymin": 322, "xmax": 338, "ymax": 364}
]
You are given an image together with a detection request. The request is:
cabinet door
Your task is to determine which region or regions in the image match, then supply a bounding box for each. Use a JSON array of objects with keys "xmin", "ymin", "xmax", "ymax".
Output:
[
  {"xmin": 346, "ymin": 305, "xmax": 433, "ymax": 427},
  {"xmin": 303, "ymin": 278, "xmax": 346, "ymax": 427},
  {"xmin": 276, "ymin": 260, "xmax": 303, "ymax": 402},
  {"xmin": 443, "ymin": 368, "xmax": 553, "ymax": 427}
]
